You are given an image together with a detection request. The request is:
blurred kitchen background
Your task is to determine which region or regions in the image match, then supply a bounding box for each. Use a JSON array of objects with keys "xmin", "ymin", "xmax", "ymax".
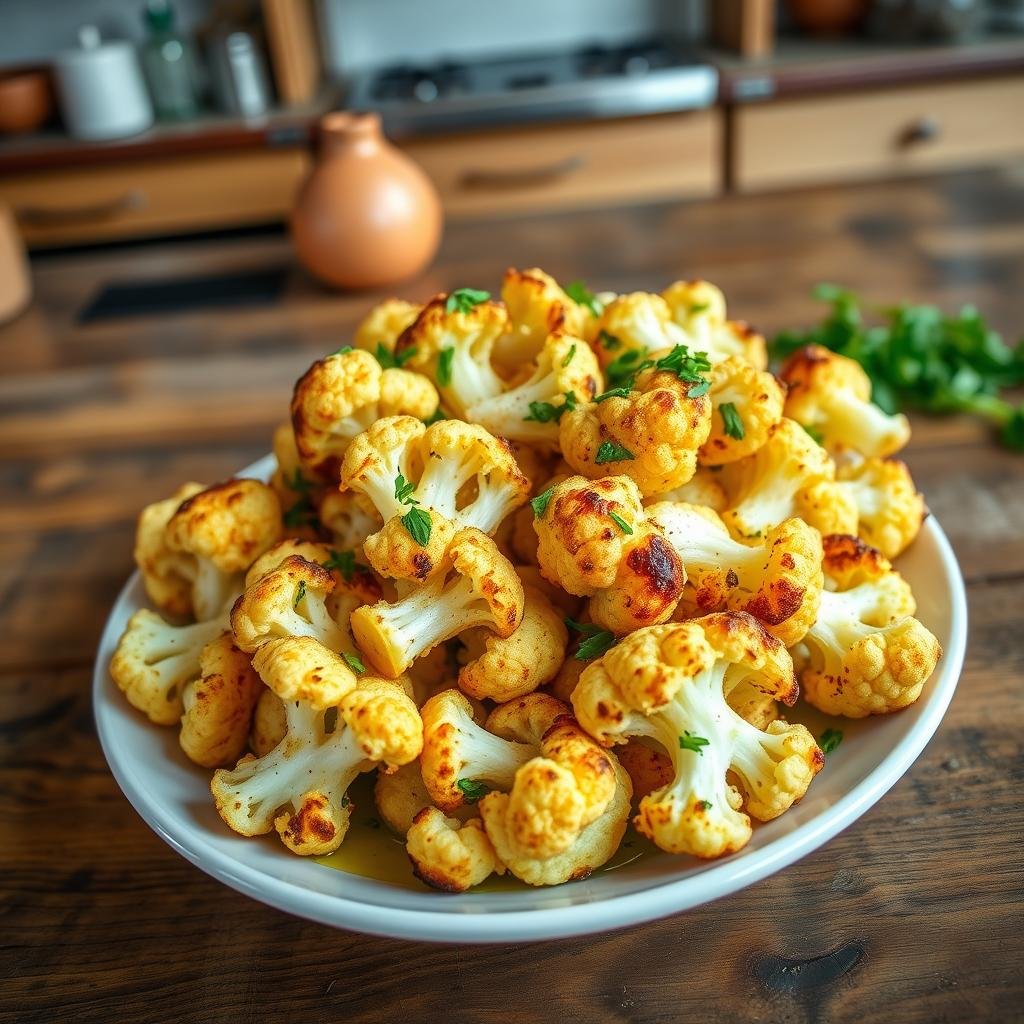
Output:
[{"xmin": 1, "ymin": 0, "xmax": 1023, "ymax": 253}]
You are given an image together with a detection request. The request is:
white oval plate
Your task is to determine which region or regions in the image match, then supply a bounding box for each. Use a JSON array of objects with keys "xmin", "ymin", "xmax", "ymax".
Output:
[{"xmin": 94, "ymin": 454, "xmax": 967, "ymax": 943}]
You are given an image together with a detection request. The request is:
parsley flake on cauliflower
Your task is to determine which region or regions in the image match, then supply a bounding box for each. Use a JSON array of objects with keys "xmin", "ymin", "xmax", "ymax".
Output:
[
  {"xmin": 698, "ymin": 356, "xmax": 785, "ymax": 466},
  {"xmin": 661, "ymin": 280, "xmax": 768, "ymax": 368}
]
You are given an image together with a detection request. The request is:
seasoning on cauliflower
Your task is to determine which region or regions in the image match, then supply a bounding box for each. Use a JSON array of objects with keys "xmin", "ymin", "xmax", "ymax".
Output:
[
  {"xmin": 698, "ymin": 356, "xmax": 785, "ymax": 466},
  {"xmin": 559, "ymin": 344, "xmax": 713, "ymax": 495},
  {"xmin": 210, "ymin": 636, "xmax": 422, "ymax": 855},
  {"xmin": 406, "ymin": 808, "xmax": 505, "ymax": 892},
  {"xmin": 110, "ymin": 608, "xmax": 229, "ymax": 725},
  {"xmin": 179, "ymin": 631, "xmax": 263, "ymax": 768},
  {"xmin": 394, "ymin": 292, "xmax": 509, "ymax": 417},
  {"xmin": 718, "ymin": 417, "xmax": 840, "ymax": 541},
  {"xmin": 133, "ymin": 482, "xmax": 205, "ymax": 619},
  {"xmin": 533, "ymin": 474, "xmax": 685, "ymax": 634},
  {"xmin": 661, "ymin": 280, "xmax": 768, "ymax": 368},
  {"xmin": 457, "ymin": 585, "xmax": 568, "ymax": 701},
  {"xmin": 837, "ymin": 457, "xmax": 926, "ymax": 560},
  {"xmin": 467, "ymin": 332, "xmax": 601, "ymax": 449},
  {"xmin": 799, "ymin": 534, "xmax": 941, "ymax": 717},
  {"xmin": 164, "ymin": 479, "xmax": 284, "ymax": 620},
  {"xmin": 350, "ymin": 528, "xmax": 525, "ymax": 677},
  {"xmin": 648, "ymin": 501, "xmax": 823, "ymax": 646},
  {"xmin": 780, "ymin": 344, "xmax": 911, "ymax": 459},
  {"xmin": 354, "ymin": 297, "xmax": 422, "ymax": 356},
  {"xmin": 572, "ymin": 613, "xmax": 821, "ymax": 859},
  {"xmin": 291, "ymin": 348, "xmax": 439, "ymax": 484}
]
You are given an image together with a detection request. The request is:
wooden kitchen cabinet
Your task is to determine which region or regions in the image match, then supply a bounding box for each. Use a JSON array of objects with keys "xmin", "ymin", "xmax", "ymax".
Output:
[
  {"xmin": 731, "ymin": 74, "xmax": 1024, "ymax": 192},
  {"xmin": 0, "ymin": 149, "xmax": 310, "ymax": 247},
  {"xmin": 401, "ymin": 110, "xmax": 721, "ymax": 217}
]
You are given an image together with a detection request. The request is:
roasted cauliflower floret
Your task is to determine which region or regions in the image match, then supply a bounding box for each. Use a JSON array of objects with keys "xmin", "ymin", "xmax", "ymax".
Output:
[
  {"xmin": 560, "ymin": 345, "xmax": 713, "ymax": 495},
  {"xmin": 179, "ymin": 632, "xmax": 262, "ymax": 768},
  {"xmin": 719, "ymin": 418, "xmax": 839, "ymax": 541},
  {"xmin": 230, "ymin": 555, "xmax": 346, "ymax": 654},
  {"xmin": 110, "ymin": 608, "xmax": 229, "ymax": 725},
  {"xmin": 210, "ymin": 636, "xmax": 422, "ymax": 855},
  {"xmin": 468, "ymin": 332, "xmax": 601, "ymax": 449},
  {"xmin": 291, "ymin": 348, "xmax": 438, "ymax": 484},
  {"xmin": 315, "ymin": 489, "xmax": 382, "ymax": 553},
  {"xmin": 781, "ymin": 345, "xmax": 911, "ymax": 459},
  {"xmin": 837, "ymin": 457, "xmax": 926, "ymax": 559},
  {"xmin": 351, "ymin": 529, "xmax": 525, "ymax": 678},
  {"xmin": 133, "ymin": 482, "xmax": 205, "ymax": 619},
  {"xmin": 249, "ymin": 687, "xmax": 286, "ymax": 757},
  {"xmin": 394, "ymin": 292, "xmax": 509, "ymax": 417},
  {"xmin": 573, "ymin": 614, "xmax": 821, "ymax": 859},
  {"xmin": 354, "ymin": 297, "xmax": 422, "ymax": 355},
  {"xmin": 457, "ymin": 585, "xmax": 568, "ymax": 701},
  {"xmin": 406, "ymin": 808, "xmax": 505, "ymax": 892},
  {"xmin": 799, "ymin": 534, "xmax": 941, "ymax": 717},
  {"xmin": 533, "ymin": 475, "xmax": 685, "ymax": 634},
  {"xmin": 698, "ymin": 356, "xmax": 785, "ymax": 466},
  {"xmin": 661, "ymin": 280, "xmax": 768, "ymax": 368},
  {"xmin": 164, "ymin": 479, "xmax": 283, "ymax": 620},
  {"xmin": 590, "ymin": 292, "xmax": 690, "ymax": 376},
  {"xmin": 648, "ymin": 502, "xmax": 823, "ymax": 646},
  {"xmin": 374, "ymin": 760, "xmax": 474, "ymax": 836},
  {"xmin": 646, "ymin": 467, "xmax": 728, "ymax": 512}
]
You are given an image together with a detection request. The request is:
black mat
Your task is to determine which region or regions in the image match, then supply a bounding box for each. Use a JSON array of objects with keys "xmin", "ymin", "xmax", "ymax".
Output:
[{"xmin": 78, "ymin": 264, "xmax": 290, "ymax": 322}]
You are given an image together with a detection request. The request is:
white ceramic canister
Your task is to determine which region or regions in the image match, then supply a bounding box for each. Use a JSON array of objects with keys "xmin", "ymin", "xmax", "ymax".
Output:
[{"xmin": 54, "ymin": 26, "xmax": 154, "ymax": 140}]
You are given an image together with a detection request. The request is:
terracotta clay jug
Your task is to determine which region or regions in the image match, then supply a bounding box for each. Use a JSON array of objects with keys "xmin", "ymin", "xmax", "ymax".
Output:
[{"xmin": 291, "ymin": 111, "xmax": 442, "ymax": 290}]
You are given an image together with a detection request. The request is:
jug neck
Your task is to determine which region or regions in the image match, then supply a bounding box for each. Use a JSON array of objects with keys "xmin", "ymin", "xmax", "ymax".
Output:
[{"xmin": 319, "ymin": 112, "xmax": 383, "ymax": 158}]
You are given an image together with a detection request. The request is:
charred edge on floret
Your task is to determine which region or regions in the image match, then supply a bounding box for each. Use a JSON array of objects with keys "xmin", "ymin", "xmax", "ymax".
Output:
[
  {"xmin": 821, "ymin": 533, "xmax": 887, "ymax": 573},
  {"xmin": 626, "ymin": 535, "xmax": 684, "ymax": 602},
  {"xmin": 173, "ymin": 479, "xmax": 246, "ymax": 516},
  {"xmin": 282, "ymin": 794, "xmax": 338, "ymax": 844},
  {"xmin": 745, "ymin": 578, "xmax": 806, "ymax": 627}
]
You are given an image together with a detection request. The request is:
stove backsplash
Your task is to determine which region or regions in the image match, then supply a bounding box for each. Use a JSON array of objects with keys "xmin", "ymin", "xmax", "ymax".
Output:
[{"xmin": 320, "ymin": 0, "xmax": 704, "ymax": 76}]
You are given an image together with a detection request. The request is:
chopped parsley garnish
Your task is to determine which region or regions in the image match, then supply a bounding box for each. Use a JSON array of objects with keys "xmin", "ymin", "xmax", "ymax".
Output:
[
  {"xmin": 608, "ymin": 511, "xmax": 633, "ymax": 535},
  {"xmin": 697, "ymin": 799, "xmax": 713, "ymax": 811},
  {"xmin": 801, "ymin": 422, "xmax": 825, "ymax": 445},
  {"xmin": 456, "ymin": 778, "xmax": 490, "ymax": 803},
  {"xmin": 524, "ymin": 391, "xmax": 577, "ymax": 423},
  {"xmin": 394, "ymin": 472, "xmax": 417, "ymax": 505},
  {"xmin": 437, "ymin": 347, "xmax": 454, "ymax": 387},
  {"xmin": 594, "ymin": 386, "xmax": 633, "ymax": 403},
  {"xmin": 720, "ymin": 401, "xmax": 745, "ymax": 439},
  {"xmin": 322, "ymin": 549, "xmax": 365, "ymax": 581},
  {"xmin": 445, "ymin": 288, "xmax": 490, "ymax": 314},
  {"xmin": 283, "ymin": 497, "xmax": 317, "ymax": 529},
  {"xmin": 679, "ymin": 732, "xmax": 709, "ymax": 755},
  {"xmin": 343, "ymin": 651, "xmax": 366, "ymax": 675},
  {"xmin": 689, "ymin": 302, "xmax": 710, "ymax": 315},
  {"xmin": 595, "ymin": 440, "xmax": 635, "ymax": 464},
  {"xmin": 341, "ymin": 795, "xmax": 350, "ymax": 808},
  {"xmin": 285, "ymin": 467, "xmax": 313, "ymax": 494},
  {"xmin": 531, "ymin": 486, "xmax": 555, "ymax": 518},
  {"xmin": 819, "ymin": 728, "xmax": 843, "ymax": 754},
  {"xmin": 562, "ymin": 343, "xmax": 577, "ymax": 368},
  {"xmin": 423, "ymin": 407, "xmax": 447, "ymax": 425},
  {"xmin": 374, "ymin": 342, "xmax": 416, "ymax": 369},
  {"xmin": 654, "ymin": 345, "xmax": 712, "ymax": 396},
  {"xmin": 604, "ymin": 347, "xmax": 648, "ymax": 388},
  {"xmin": 330, "ymin": 345, "xmax": 353, "ymax": 355},
  {"xmin": 401, "ymin": 505, "xmax": 432, "ymax": 546},
  {"xmin": 565, "ymin": 618, "xmax": 616, "ymax": 661},
  {"xmin": 293, "ymin": 580, "xmax": 307, "ymax": 608},
  {"xmin": 599, "ymin": 330, "xmax": 622, "ymax": 351},
  {"xmin": 565, "ymin": 280, "xmax": 603, "ymax": 317}
]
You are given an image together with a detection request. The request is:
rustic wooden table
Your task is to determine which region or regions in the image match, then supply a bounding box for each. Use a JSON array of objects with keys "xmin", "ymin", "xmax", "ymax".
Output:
[{"xmin": 2, "ymin": 168, "xmax": 1022, "ymax": 1024}]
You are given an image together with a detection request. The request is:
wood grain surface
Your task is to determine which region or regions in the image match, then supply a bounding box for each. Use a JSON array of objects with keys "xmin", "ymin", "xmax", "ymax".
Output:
[{"xmin": 2, "ymin": 167, "xmax": 1023, "ymax": 1024}]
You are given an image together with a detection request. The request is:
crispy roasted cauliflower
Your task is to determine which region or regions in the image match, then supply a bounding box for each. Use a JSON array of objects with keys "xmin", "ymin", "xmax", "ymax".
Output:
[
  {"xmin": 533, "ymin": 474, "xmax": 685, "ymax": 634},
  {"xmin": 354, "ymin": 297, "xmax": 422, "ymax": 356},
  {"xmin": 350, "ymin": 528, "xmax": 525, "ymax": 677},
  {"xmin": 573, "ymin": 613, "xmax": 822, "ymax": 859},
  {"xmin": 837, "ymin": 457, "xmax": 926, "ymax": 559},
  {"xmin": 210, "ymin": 636, "xmax": 421, "ymax": 855},
  {"xmin": 648, "ymin": 501, "xmax": 823, "ymax": 646},
  {"xmin": 646, "ymin": 467, "xmax": 728, "ymax": 513},
  {"xmin": 661, "ymin": 280, "xmax": 768, "ymax": 368},
  {"xmin": 406, "ymin": 808, "xmax": 505, "ymax": 892},
  {"xmin": 698, "ymin": 356, "xmax": 785, "ymax": 466},
  {"xmin": 249, "ymin": 687, "xmax": 286, "ymax": 757},
  {"xmin": 799, "ymin": 534, "xmax": 941, "ymax": 717},
  {"xmin": 291, "ymin": 348, "xmax": 439, "ymax": 483},
  {"xmin": 780, "ymin": 345, "xmax": 911, "ymax": 459}
]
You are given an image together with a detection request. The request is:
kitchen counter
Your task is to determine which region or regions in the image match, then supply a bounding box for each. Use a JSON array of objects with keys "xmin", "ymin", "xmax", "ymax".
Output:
[{"xmin": 2, "ymin": 169, "xmax": 1023, "ymax": 1022}]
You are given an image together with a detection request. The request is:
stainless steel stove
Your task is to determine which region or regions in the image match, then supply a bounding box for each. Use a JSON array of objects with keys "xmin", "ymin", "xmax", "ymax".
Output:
[{"xmin": 344, "ymin": 39, "xmax": 718, "ymax": 136}]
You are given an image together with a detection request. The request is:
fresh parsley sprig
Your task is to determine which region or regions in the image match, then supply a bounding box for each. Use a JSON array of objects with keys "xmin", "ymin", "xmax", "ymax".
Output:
[
  {"xmin": 445, "ymin": 288, "xmax": 490, "ymax": 315},
  {"xmin": 374, "ymin": 342, "xmax": 416, "ymax": 369},
  {"xmin": 595, "ymin": 440, "xmax": 635, "ymax": 464},
  {"xmin": 566, "ymin": 281, "xmax": 603, "ymax": 317},
  {"xmin": 394, "ymin": 472, "xmax": 432, "ymax": 546},
  {"xmin": 456, "ymin": 778, "xmax": 490, "ymax": 803},
  {"xmin": 819, "ymin": 727, "xmax": 843, "ymax": 755},
  {"xmin": 565, "ymin": 618, "xmax": 616, "ymax": 661},
  {"xmin": 720, "ymin": 401, "xmax": 745, "ymax": 439},
  {"xmin": 524, "ymin": 392, "xmax": 577, "ymax": 423},
  {"xmin": 531, "ymin": 486, "xmax": 554, "ymax": 518},
  {"xmin": 679, "ymin": 732, "xmax": 710, "ymax": 755}
]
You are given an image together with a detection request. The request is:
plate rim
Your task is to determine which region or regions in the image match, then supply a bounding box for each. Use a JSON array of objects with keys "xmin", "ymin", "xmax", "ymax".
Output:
[{"xmin": 94, "ymin": 455, "xmax": 968, "ymax": 943}]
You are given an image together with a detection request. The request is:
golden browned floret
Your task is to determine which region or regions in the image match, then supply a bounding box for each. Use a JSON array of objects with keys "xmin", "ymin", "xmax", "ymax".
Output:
[
  {"xmin": 649, "ymin": 501, "xmax": 823, "ymax": 646},
  {"xmin": 406, "ymin": 808, "xmax": 505, "ymax": 892},
  {"xmin": 244, "ymin": 538, "xmax": 333, "ymax": 589},
  {"xmin": 394, "ymin": 293, "xmax": 509, "ymax": 417},
  {"xmin": 794, "ymin": 479, "xmax": 860, "ymax": 539},
  {"xmin": 616, "ymin": 738, "xmax": 674, "ymax": 802},
  {"xmin": 249, "ymin": 687, "xmax": 286, "ymax": 756},
  {"xmin": 251, "ymin": 635, "xmax": 360, "ymax": 706},
  {"xmin": 513, "ymin": 563, "xmax": 583, "ymax": 620},
  {"xmin": 291, "ymin": 348, "xmax": 439, "ymax": 484},
  {"xmin": 179, "ymin": 632, "xmax": 263, "ymax": 768},
  {"xmin": 354, "ymin": 297, "xmax": 422, "ymax": 355},
  {"xmin": 836, "ymin": 457, "xmax": 926, "ymax": 559},
  {"xmin": 134, "ymin": 481, "xmax": 206, "ymax": 620},
  {"xmin": 350, "ymin": 528, "xmax": 525, "ymax": 678},
  {"xmin": 315, "ymin": 489, "xmax": 382, "ymax": 553},
  {"xmin": 457, "ymin": 585, "xmax": 568, "ymax": 701},
  {"xmin": 661, "ymin": 280, "xmax": 768, "ymax": 368},
  {"xmin": 374, "ymin": 761, "xmax": 474, "ymax": 836},
  {"xmin": 698, "ymin": 356, "xmax": 785, "ymax": 466},
  {"xmin": 572, "ymin": 614, "xmax": 821, "ymax": 859},
  {"xmin": 560, "ymin": 349, "xmax": 712, "ymax": 496},
  {"xmin": 780, "ymin": 345, "xmax": 911, "ymax": 459},
  {"xmin": 645, "ymin": 467, "xmax": 729, "ymax": 512},
  {"xmin": 533, "ymin": 475, "xmax": 685, "ymax": 634},
  {"xmin": 270, "ymin": 423, "xmax": 326, "ymax": 541},
  {"xmin": 165, "ymin": 479, "xmax": 284, "ymax": 620},
  {"xmin": 590, "ymin": 292, "xmax": 688, "ymax": 372}
]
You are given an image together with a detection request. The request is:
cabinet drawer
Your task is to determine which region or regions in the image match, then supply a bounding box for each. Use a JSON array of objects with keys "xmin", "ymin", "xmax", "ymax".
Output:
[
  {"xmin": 733, "ymin": 75, "xmax": 1024, "ymax": 192},
  {"xmin": 1, "ymin": 149, "xmax": 310, "ymax": 247},
  {"xmin": 402, "ymin": 110, "xmax": 721, "ymax": 217}
]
